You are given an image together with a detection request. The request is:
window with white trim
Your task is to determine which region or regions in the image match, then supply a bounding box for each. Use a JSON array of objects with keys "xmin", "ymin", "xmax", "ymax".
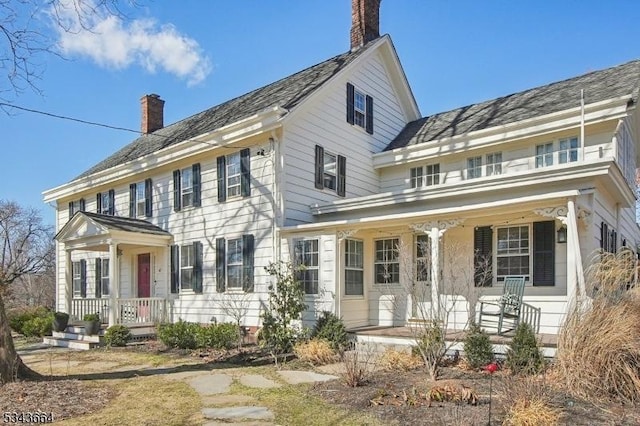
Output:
[
  {"xmin": 496, "ymin": 225, "xmax": 530, "ymax": 281},
  {"xmin": 410, "ymin": 167, "xmax": 423, "ymax": 188},
  {"xmin": 226, "ymin": 152, "xmax": 242, "ymax": 198},
  {"xmin": 99, "ymin": 192, "xmax": 111, "ymax": 215},
  {"xmin": 467, "ymin": 156, "xmax": 482, "ymax": 179},
  {"xmin": 535, "ymin": 142, "xmax": 554, "ymax": 168},
  {"xmin": 375, "ymin": 238, "xmax": 400, "ymax": 284},
  {"xmin": 426, "ymin": 164, "xmax": 440, "ymax": 186},
  {"xmin": 181, "ymin": 167, "xmax": 194, "ymax": 208},
  {"xmin": 72, "ymin": 261, "xmax": 82, "ymax": 297},
  {"xmin": 99, "ymin": 258, "xmax": 110, "ymax": 296},
  {"xmin": 354, "ymin": 90, "xmax": 366, "ymax": 128},
  {"xmin": 486, "ymin": 152, "xmax": 502, "ymax": 176},
  {"xmin": 323, "ymin": 151, "xmax": 337, "ymax": 190},
  {"xmin": 416, "ymin": 234, "xmax": 431, "ymax": 284},
  {"xmin": 135, "ymin": 182, "xmax": 146, "ymax": 217},
  {"xmin": 295, "ymin": 239, "xmax": 319, "ymax": 294},
  {"xmin": 69, "ymin": 199, "xmax": 84, "ymax": 216},
  {"xmin": 345, "ymin": 239, "xmax": 364, "ymax": 296},
  {"xmin": 558, "ymin": 137, "xmax": 579, "ymax": 164},
  {"xmin": 226, "ymin": 238, "xmax": 243, "ymax": 289},
  {"xmin": 180, "ymin": 244, "xmax": 194, "ymax": 290}
]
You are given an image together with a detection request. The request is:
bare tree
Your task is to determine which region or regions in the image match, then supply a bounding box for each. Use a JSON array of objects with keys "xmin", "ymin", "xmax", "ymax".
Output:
[
  {"xmin": 0, "ymin": 200, "xmax": 53, "ymax": 383},
  {"xmin": 0, "ymin": 0, "xmax": 136, "ymax": 103},
  {"xmin": 215, "ymin": 291, "xmax": 252, "ymax": 350},
  {"xmin": 381, "ymin": 237, "xmax": 487, "ymax": 380}
]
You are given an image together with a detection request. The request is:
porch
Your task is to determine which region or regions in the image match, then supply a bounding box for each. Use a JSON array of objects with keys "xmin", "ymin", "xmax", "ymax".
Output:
[{"xmin": 71, "ymin": 297, "xmax": 173, "ymax": 325}]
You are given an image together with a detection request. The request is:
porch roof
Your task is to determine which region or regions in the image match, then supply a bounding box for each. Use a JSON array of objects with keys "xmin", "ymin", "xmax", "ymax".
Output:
[{"xmin": 55, "ymin": 212, "xmax": 172, "ymax": 249}]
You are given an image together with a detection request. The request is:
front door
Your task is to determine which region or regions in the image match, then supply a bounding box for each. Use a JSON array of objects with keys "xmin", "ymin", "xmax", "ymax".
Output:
[{"xmin": 137, "ymin": 253, "xmax": 151, "ymax": 298}]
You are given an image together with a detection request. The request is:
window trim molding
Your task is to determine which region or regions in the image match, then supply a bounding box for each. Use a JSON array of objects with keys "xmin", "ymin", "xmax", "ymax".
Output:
[
  {"xmin": 344, "ymin": 238, "xmax": 364, "ymax": 297},
  {"xmin": 494, "ymin": 224, "xmax": 531, "ymax": 283},
  {"xmin": 293, "ymin": 238, "xmax": 320, "ymax": 296},
  {"xmin": 373, "ymin": 237, "xmax": 400, "ymax": 285}
]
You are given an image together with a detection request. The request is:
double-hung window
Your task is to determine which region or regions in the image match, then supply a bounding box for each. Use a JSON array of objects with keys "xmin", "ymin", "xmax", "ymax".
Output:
[
  {"xmin": 416, "ymin": 234, "xmax": 431, "ymax": 284},
  {"xmin": 410, "ymin": 167, "xmax": 423, "ymax": 188},
  {"xmin": 226, "ymin": 238, "xmax": 243, "ymax": 290},
  {"xmin": 346, "ymin": 83, "xmax": 374, "ymax": 134},
  {"xmin": 217, "ymin": 149, "xmax": 250, "ymax": 202},
  {"xmin": 72, "ymin": 261, "xmax": 83, "ymax": 298},
  {"xmin": 294, "ymin": 239, "xmax": 319, "ymax": 294},
  {"xmin": 95, "ymin": 258, "xmax": 109, "ymax": 296},
  {"xmin": 314, "ymin": 145, "xmax": 346, "ymax": 196},
  {"xmin": 345, "ymin": 239, "xmax": 364, "ymax": 296},
  {"xmin": 214, "ymin": 235, "xmax": 255, "ymax": 292},
  {"xmin": 354, "ymin": 91, "xmax": 366, "ymax": 128},
  {"xmin": 226, "ymin": 153, "xmax": 242, "ymax": 198},
  {"xmin": 486, "ymin": 152, "xmax": 502, "ymax": 176},
  {"xmin": 180, "ymin": 244, "xmax": 194, "ymax": 291},
  {"xmin": 496, "ymin": 225, "xmax": 530, "ymax": 281},
  {"xmin": 410, "ymin": 164, "xmax": 440, "ymax": 188},
  {"xmin": 129, "ymin": 179, "xmax": 153, "ymax": 217},
  {"xmin": 170, "ymin": 242, "xmax": 203, "ymax": 293},
  {"xmin": 467, "ymin": 156, "xmax": 482, "ymax": 179},
  {"xmin": 374, "ymin": 238, "xmax": 400, "ymax": 284},
  {"xmin": 535, "ymin": 143, "xmax": 554, "ymax": 168},
  {"xmin": 181, "ymin": 167, "xmax": 193, "ymax": 208},
  {"xmin": 425, "ymin": 164, "xmax": 440, "ymax": 186},
  {"xmin": 558, "ymin": 137, "xmax": 579, "ymax": 164},
  {"xmin": 96, "ymin": 190, "xmax": 115, "ymax": 215},
  {"xmin": 68, "ymin": 199, "xmax": 85, "ymax": 218},
  {"xmin": 323, "ymin": 152, "xmax": 337, "ymax": 190},
  {"xmin": 135, "ymin": 182, "xmax": 146, "ymax": 216},
  {"xmin": 173, "ymin": 164, "xmax": 201, "ymax": 211}
]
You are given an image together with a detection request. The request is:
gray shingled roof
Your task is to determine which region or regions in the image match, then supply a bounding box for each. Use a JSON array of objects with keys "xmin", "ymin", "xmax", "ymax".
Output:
[
  {"xmin": 76, "ymin": 42, "xmax": 375, "ymax": 180},
  {"xmin": 81, "ymin": 212, "xmax": 170, "ymax": 236},
  {"xmin": 385, "ymin": 59, "xmax": 640, "ymax": 151}
]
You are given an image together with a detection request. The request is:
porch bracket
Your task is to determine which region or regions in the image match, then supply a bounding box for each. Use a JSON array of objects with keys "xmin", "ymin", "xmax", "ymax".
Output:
[
  {"xmin": 337, "ymin": 229, "xmax": 358, "ymax": 240},
  {"xmin": 532, "ymin": 206, "xmax": 568, "ymax": 224},
  {"xmin": 410, "ymin": 219, "xmax": 465, "ymax": 238}
]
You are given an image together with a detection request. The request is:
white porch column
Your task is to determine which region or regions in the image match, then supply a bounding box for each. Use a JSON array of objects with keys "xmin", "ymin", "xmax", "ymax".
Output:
[
  {"xmin": 108, "ymin": 242, "xmax": 118, "ymax": 326},
  {"xmin": 65, "ymin": 249, "xmax": 72, "ymax": 315},
  {"xmin": 567, "ymin": 199, "xmax": 585, "ymax": 299}
]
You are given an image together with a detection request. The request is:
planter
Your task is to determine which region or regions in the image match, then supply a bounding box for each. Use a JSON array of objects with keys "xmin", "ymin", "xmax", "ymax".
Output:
[
  {"xmin": 83, "ymin": 320, "xmax": 101, "ymax": 335},
  {"xmin": 52, "ymin": 314, "xmax": 69, "ymax": 332}
]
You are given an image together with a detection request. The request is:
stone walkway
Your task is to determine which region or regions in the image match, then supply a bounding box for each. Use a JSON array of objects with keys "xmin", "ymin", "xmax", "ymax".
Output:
[{"xmin": 164, "ymin": 366, "xmax": 339, "ymax": 425}]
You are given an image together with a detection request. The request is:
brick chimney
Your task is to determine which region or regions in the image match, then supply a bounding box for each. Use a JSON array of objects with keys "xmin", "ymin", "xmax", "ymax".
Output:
[
  {"xmin": 140, "ymin": 94, "xmax": 164, "ymax": 134},
  {"xmin": 350, "ymin": 0, "xmax": 381, "ymax": 51}
]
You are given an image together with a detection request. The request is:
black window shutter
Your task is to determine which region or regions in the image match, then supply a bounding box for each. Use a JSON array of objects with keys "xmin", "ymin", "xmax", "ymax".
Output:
[
  {"xmin": 68, "ymin": 202, "xmax": 73, "ymax": 219},
  {"xmin": 79, "ymin": 198, "xmax": 85, "ymax": 211},
  {"xmin": 337, "ymin": 155, "xmax": 346, "ymax": 197},
  {"xmin": 96, "ymin": 193, "xmax": 102, "ymax": 213},
  {"xmin": 95, "ymin": 259, "xmax": 102, "ymax": 298},
  {"xmin": 315, "ymin": 145, "xmax": 324, "ymax": 190},
  {"xmin": 170, "ymin": 245, "xmax": 179, "ymax": 294},
  {"xmin": 145, "ymin": 178, "xmax": 153, "ymax": 217},
  {"xmin": 129, "ymin": 184, "xmax": 136, "ymax": 217},
  {"xmin": 216, "ymin": 238, "xmax": 226, "ymax": 292},
  {"xmin": 533, "ymin": 221, "xmax": 555, "ymax": 286},
  {"xmin": 243, "ymin": 234, "xmax": 255, "ymax": 292},
  {"xmin": 173, "ymin": 170, "xmax": 181, "ymax": 211},
  {"xmin": 80, "ymin": 259, "xmax": 87, "ymax": 298},
  {"xmin": 474, "ymin": 226, "xmax": 493, "ymax": 287},
  {"xmin": 346, "ymin": 83, "xmax": 355, "ymax": 124},
  {"xmin": 240, "ymin": 148, "xmax": 251, "ymax": 197},
  {"xmin": 192, "ymin": 163, "xmax": 201, "ymax": 207},
  {"xmin": 600, "ymin": 222, "xmax": 608, "ymax": 252},
  {"xmin": 217, "ymin": 156, "xmax": 227, "ymax": 202},
  {"xmin": 365, "ymin": 95, "xmax": 374, "ymax": 134},
  {"xmin": 193, "ymin": 241, "xmax": 203, "ymax": 293},
  {"xmin": 108, "ymin": 189, "xmax": 115, "ymax": 215}
]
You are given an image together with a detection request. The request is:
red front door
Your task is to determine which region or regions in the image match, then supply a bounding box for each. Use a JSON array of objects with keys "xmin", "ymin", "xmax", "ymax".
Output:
[{"xmin": 137, "ymin": 253, "xmax": 151, "ymax": 298}]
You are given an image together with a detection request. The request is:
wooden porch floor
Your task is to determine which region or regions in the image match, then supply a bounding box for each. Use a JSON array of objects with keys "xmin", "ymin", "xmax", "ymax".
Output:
[{"xmin": 348, "ymin": 325, "xmax": 558, "ymax": 348}]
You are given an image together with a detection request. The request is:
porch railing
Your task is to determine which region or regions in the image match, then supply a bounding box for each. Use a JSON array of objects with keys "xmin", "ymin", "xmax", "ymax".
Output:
[
  {"xmin": 71, "ymin": 298, "xmax": 110, "ymax": 324},
  {"xmin": 520, "ymin": 302, "xmax": 541, "ymax": 334},
  {"xmin": 116, "ymin": 298, "xmax": 169, "ymax": 325}
]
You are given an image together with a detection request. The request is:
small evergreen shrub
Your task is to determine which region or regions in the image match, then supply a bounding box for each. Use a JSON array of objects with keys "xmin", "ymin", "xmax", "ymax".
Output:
[
  {"xmin": 196, "ymin": 323, "xmax": 239, "ymax": 350},
  {"xmin": 158, "ymin": 320, "xmax": 199, "ymax": 349},
  {"xmin": 8, "ymin": 307, "xmax": 53, "ymax": 336},
  {"xmin": 294, "ymin": 338, "xmax": 337, "ymax": 365},
  {"xmin": 506, "ymin": 323, "xmax": 544, "ymax": 375},
  {"xmin": 104, "ymin": 325, "xmax": 132, "ymax": 347},
  {"xmin": 463, "ymin": 324, "xmax": 494, "ymax": 369},
  {"xmin": 312, "ymin": 311, "xmax": 348, "ymax": 352},
  {"xmin": 82, "ymin": 313, "xmax": 100, "ymax": 322},
  {"xmin": 21, "ymin": 314, "xmax": 54, "ymax": 337}
]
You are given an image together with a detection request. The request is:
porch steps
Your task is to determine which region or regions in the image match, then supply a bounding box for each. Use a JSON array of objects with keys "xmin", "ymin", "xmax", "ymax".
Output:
[
  {"xmin": 42, "ymin": 336, "xmax": 101, "ymax": 350},
  {"xmin": 43, "ymin": 324, "xmax": 106, "ymax": 350}
]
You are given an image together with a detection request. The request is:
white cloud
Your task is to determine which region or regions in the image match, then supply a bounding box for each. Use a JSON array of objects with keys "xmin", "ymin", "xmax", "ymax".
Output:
[{"xmin": 52, "ymin": 2, "xmax": 211, "ymax": 86}]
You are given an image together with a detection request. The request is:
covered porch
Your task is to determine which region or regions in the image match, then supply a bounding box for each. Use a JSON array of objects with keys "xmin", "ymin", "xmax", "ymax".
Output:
[
  {"xmin": 285, "ymin": 189, "xmax": 592, "ymax": 336},
  {"xmin": 55, "ymin": 212, "xmax": 174, "ymax": 327}
]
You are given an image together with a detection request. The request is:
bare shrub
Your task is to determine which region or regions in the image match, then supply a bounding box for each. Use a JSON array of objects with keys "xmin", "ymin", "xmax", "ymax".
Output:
[
  {"xmin": 341, "ymin": 348, "xmax": 376, "ymax": 387},
  {"xmin": 556, "ymin": 249, "xmax": 640, "ymax": 404},
  {"xmin": 501, "ymin": 375, "xmax": 561, "ymax": 426},
  {"xmin": 293, "ymin": 338, "xmax": 337, "ymax": 366},
  {"xmin": 378, "ymin": 348, "xmax": 422, "ymax": 371}
]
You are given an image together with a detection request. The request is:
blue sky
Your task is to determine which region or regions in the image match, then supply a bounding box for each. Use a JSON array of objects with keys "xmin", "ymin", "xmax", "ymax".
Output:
[{"xmin": 2, "ymin": 0, "xmax": 639, "ymax": 226}]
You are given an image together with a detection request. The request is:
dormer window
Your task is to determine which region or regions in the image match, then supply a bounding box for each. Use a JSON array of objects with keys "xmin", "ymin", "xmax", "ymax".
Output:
[{"xmin": 346, "ymin": 83, "xmax": 373, "ymax": 134}]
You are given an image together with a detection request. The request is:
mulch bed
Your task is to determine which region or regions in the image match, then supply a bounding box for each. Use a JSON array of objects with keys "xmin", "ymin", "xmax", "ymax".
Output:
[{"xmin": 0, "ymin": 379, "xmax": 115, "ymax": 423}]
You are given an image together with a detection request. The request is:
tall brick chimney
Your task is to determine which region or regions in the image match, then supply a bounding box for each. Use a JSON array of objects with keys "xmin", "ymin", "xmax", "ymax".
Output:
[
  {"xmin": 350, "ymin": 0, "xmax": 381, "ymax": 51},
  {"xmin": 140, "ymin": 94, "xmax": 164, "ymax": 134}
]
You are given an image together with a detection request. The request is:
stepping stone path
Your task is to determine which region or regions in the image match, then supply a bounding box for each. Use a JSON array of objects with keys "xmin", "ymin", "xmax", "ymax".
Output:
[{"xmin": 165, "ymin": 368, "xmax": 339, "ymax": 424}]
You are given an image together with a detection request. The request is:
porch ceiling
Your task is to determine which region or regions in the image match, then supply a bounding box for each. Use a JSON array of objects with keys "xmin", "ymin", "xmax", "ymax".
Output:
[{"xmin": 55, "ymin": 212, "xmax": 172, "ymax": 250}]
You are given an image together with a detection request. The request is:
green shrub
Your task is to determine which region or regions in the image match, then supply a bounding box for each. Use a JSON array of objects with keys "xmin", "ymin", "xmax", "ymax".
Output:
[
  {"xmin": 104, "ymin": 325, "xmax": 132, "ymax": 347},
  {"xmin": 158, "ymin": 320, "xmax": 199, "ymax": 349},
  {"xmin": 506, "ymin": 323, "xmax": 544, "ymax": 375},
  {"xmin": 83, "ymin": 313, "xmax": 100, "ymax": 322},
  {"xmin": 196, "ymin": 323, "xmax": 238, "ymax": 350},
  {"xmin": 8, "ymin": 306, "xmax": 53, "ymax": 336},
  {"xmin": 313, "ymin": 311, "xmax": 348, "ymax": 352},
  {"xmin": 463, "ymin": 324, "xmax": 494, "ymax": 369}
]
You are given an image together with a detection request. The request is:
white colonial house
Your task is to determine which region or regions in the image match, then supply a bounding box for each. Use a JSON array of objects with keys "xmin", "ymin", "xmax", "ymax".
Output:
[{"xmin": 43, "ymin": 0, "xmax": 640, "ymax": 345}]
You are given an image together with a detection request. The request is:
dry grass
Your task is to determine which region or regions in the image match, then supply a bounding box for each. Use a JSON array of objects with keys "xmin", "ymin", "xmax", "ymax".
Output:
[
  {"xmin": 294, "ymin": 338, "xmax": 338, "ymax": 366},
  {"xmin": 556, "ymin": 249, "xmax": 640, "ymax": 404},
  {"xmin": 378, "ymin": 348, "xmax": 423, "ymax": 372},
  {"xmin": 501, "ymin": 375, "xmax": 561, "ymax": 426}
]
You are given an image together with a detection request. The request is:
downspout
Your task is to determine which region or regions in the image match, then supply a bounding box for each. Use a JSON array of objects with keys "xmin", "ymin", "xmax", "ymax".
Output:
[{"xmin": 270, "ymin": 131, "xmax": 280, "ymax": 265}]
